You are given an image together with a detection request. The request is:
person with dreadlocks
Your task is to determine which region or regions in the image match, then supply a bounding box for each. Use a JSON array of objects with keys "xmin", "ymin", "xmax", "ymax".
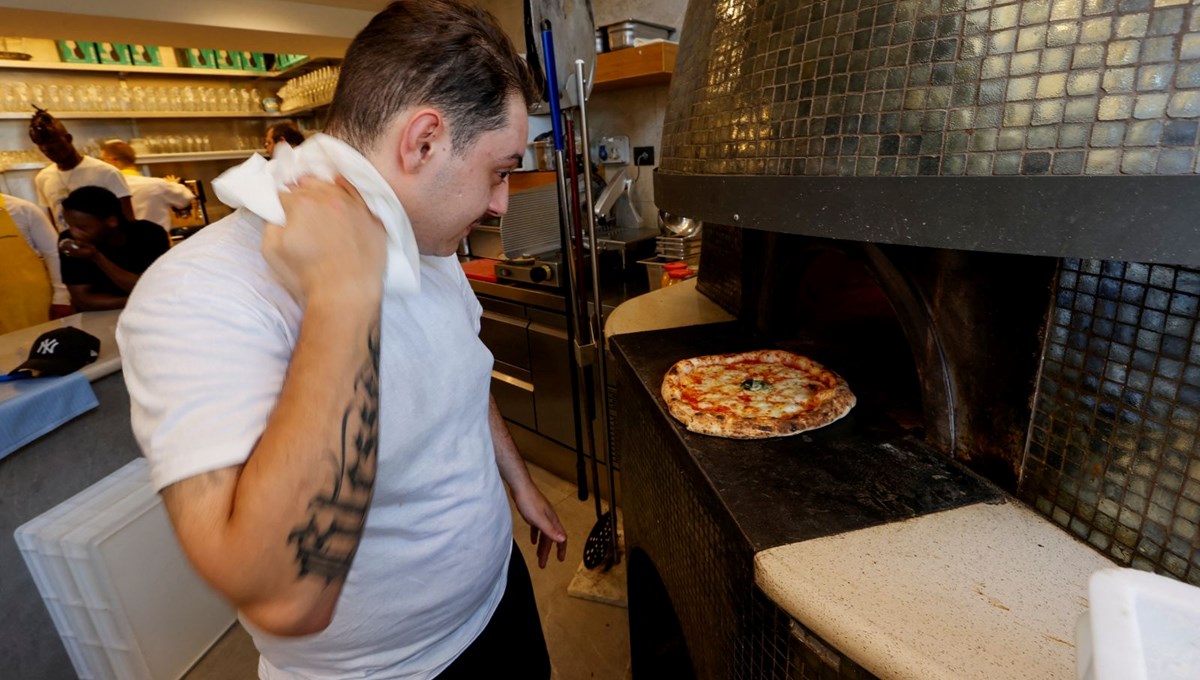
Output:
[{"xmin": 29, "ymin": 107, "xmax": 133, "ymax": 231}]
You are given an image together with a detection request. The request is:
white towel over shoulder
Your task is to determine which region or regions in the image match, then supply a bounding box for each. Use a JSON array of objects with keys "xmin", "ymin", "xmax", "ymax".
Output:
[{"xmin": 212, "ymin": 132, "xmax": 420, "ymax": 295}]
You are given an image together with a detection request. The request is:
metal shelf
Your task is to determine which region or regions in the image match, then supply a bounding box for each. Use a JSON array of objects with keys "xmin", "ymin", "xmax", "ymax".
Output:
[
  {"xmin": 0, "ymin": 57, "xmax": 341, "ymax": 80},
  {"xmin": 137, "ymin": 150, "xmax": 256, "ymax": 164},
  {"xmin": 0, "ymin": 60, "xmax": 269, "ymax": 78},
  {"xmin": 2, "ymin": 150, "xmax": 256, "ymax": 173}
]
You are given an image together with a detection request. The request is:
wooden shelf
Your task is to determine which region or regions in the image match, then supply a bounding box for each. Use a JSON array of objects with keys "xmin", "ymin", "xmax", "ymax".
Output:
[
  {"xmin": 0, "ymin": 111, "xmax": 296, "ymax": 120},
  {"xmin": 267, "ymin": 57, "xmax": 341, "ymax": 81},
  {"xmin": 593, "ymin": 41, "xmax": 677, "ymax": 92},
  {"xmin": 280, "ymin": 100, "xmax": 331, "ymax": 116}
]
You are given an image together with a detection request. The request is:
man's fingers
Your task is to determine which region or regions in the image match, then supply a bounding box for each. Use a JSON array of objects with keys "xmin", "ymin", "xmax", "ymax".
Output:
[
  {"xmin": 537, "ymin": 534, "xmax": 551, "ymax": 569},
  {"xmin": 333, "ymin": 175, "xmax": 367, "ymax": 205}
]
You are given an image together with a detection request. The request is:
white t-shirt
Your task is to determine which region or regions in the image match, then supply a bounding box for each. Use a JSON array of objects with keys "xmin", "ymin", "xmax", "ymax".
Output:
[
  {"xmin": 117, "ymin": 210, "xmax": 512, "ymax": 679},
  {"xmin": 2, "ymin": 193, "xmax": 69, "ymax": 305},
  {"xmin": 34, "ymin": 155, "xmax": 130, "ymax": 230},
  {"xmin": 122, "ymin": 171, "xmax": 195, "ymax": 232}
]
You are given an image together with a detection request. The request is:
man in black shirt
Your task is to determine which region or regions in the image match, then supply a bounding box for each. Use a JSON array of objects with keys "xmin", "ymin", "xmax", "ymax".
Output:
[{"xmin": 58, "ymin": 186, "xmax": 169, "ymax": 310}]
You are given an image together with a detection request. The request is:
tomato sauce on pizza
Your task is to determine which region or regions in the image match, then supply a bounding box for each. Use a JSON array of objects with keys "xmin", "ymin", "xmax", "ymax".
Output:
[{"xmin": 661, "ymin": 350, "xmax": 855, "ymax": 438}]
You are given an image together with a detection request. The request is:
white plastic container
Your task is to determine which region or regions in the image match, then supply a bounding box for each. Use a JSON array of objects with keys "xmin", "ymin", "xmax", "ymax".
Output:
[
  {"xmin": 14, "ymin": 459, "xmax": 235, "ymax": 680},
  {"xmin": 1076, "ymin": 567, "xmax": 1200, "ymax": 680}
]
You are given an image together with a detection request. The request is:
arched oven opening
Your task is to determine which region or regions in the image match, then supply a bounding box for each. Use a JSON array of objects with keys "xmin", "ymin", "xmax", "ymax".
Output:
[
  {"xmin": 722, "ymin": 227, "xmax": 1057, "ymax": 492},
  {"xmin": 748, "ymin": 237, "xmax": 932, "ymax": 445}
]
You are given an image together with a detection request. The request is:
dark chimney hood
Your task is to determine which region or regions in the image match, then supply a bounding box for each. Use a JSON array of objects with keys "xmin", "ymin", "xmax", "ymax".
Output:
[{"xmin": 655, "ymin": 0, "xmax": 1200, "ymax": 265}]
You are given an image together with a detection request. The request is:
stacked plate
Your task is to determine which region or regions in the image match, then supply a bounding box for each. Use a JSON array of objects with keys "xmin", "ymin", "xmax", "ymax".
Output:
[{"xmin": 656, "ymin": 234, "xmax": 702, "ymax": 266}]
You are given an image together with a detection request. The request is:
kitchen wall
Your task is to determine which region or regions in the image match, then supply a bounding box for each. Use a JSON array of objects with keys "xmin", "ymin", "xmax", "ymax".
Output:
[{"xmin": 475, "ymin": 0, "xmax": 690, "ymax": 223}]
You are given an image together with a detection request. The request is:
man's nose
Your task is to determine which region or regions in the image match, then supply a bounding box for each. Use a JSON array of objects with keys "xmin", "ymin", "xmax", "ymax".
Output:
[{"xmin": 487, "ymin": 184, "xmax": 509, "ymax": 218}]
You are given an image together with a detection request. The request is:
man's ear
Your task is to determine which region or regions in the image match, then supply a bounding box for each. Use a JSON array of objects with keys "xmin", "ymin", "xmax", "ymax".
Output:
[
  {"xmin": 396, "ymin": 109, "xmax": 444, "ymax": 175},
  {"xmin": 105, "ymin": 215, "xmax": 120, "ymax": 229}
]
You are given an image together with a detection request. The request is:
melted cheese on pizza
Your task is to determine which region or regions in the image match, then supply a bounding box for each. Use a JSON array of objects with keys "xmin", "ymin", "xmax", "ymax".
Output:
[{"xmin": 680, "ymin": 359, "xmax": 829, "ymax": 418}]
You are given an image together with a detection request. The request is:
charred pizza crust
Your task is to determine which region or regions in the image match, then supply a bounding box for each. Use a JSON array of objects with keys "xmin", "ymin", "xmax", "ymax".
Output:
[{"xmin": 660, "ymin": 349, "xmax": 856, "ymax": 439}]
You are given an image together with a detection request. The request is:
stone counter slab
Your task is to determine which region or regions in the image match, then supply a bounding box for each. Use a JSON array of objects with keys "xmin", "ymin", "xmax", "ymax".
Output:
[{"xmin": 756, "ymin": 502, "xmax": 1114, "ymax": 680}]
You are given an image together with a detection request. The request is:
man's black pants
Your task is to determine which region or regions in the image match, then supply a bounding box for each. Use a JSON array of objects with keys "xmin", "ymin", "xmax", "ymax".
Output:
[{"xmin": 437, "ymin": 541, "xmax": 550, "ymax": 679}]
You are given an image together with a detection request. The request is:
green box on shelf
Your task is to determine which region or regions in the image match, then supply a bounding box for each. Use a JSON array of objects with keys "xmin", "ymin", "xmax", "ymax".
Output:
[
  {"xmin": 56, "ymin": 40, "xmax": 99, "ymax": 64},
  {"xmin": 96, "ymin": 42, "xmax": 132, "ymax": 66},
  {"xmin": 214, "ymin": 49, "xmax": 243, "ymax": 70},
  {"xmin": 180, "ymin": 48, "xmax": 217, "ymax": 69},
  {"xmin": 274, "ymin": 53, "xmax": 309, "ymax": 70},
  {"xmin": 128, "ymin": 45, "xmax": 162, "ymax": 67},
  {"xmin": 239, "ymin": 52, "xmax": 267, "ymax": 71}
]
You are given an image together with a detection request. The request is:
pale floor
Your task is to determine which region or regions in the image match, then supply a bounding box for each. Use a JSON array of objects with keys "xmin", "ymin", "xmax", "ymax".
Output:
[{"xmin": 183, "ymin": 464, "xmax": 632, "ymax": 680}]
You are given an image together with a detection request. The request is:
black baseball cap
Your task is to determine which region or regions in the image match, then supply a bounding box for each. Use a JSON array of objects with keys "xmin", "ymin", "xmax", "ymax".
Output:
[{"xmin": 8, "ymin": 327, "xmax": 101, "ymax": 379}]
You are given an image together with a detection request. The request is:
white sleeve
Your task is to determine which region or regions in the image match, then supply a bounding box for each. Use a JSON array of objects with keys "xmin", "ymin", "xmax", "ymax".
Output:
[
  {"xmin": 13, "ymin": 200, "xmax": 69, "ymax": 305},
  {"xmin": 159, "ymin": 178, "xmax": 196, "ymax": 208},
  {"xmin": 34, "ymin": 171, "xmax": 50, "ymax": 209},
  {"xmin": 117, "ymin": 282, "xmax": 293, "ymax": 491},
  {"xmin": 101, "ymin": 166, "xmax": 131, "ymax": 198}
]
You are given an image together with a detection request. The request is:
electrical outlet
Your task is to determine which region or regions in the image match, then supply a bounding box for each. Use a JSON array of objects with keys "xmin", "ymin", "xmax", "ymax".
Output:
[{"xmin": 633, "ymin": 146, "xmax": 656, "ymax": 166}]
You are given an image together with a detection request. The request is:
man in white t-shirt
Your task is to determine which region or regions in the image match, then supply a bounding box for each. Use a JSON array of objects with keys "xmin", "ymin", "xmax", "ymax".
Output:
[
  {"xmin": 99, "ymin": 140, "xmax": 195, "ymax": 233},
  {"xmin": 29, "ymin": 108, "xmax": 133, "ymax": 231},
  {"xmin": 1, "ymin": 193, "xmax": 71, "ymax": 311},
  {"xmin": 117, "ymin": 2, "xmax": 567, "ymax": 679}
]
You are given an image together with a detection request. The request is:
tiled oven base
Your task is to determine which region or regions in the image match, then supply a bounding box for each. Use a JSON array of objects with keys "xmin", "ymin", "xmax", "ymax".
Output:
[{"xmin": 612, "ymin": 322, "xmax": 1000, "ymax": 679}]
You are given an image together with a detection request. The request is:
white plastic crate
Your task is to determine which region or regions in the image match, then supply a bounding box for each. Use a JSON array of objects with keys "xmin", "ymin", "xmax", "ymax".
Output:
[
  {"xmin": 14, "ymin": 459, "xmax": 236, "ymax": 679},
  {"xmin": 1076, "ymin": 567, "xmax": 1200, "ymax": 680},
  {"xmin": 16, "ymin": 461, "xmax": 145, "ymax": 679}
]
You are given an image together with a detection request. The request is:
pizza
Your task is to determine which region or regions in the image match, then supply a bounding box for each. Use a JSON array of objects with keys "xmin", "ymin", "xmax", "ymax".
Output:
[{"xmin": 660, "ymin": 350, "xmax": 855, "ymax": 438}]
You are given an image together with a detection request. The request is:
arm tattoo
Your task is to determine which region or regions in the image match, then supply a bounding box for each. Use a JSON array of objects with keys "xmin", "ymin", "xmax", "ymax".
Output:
[{"xmin": 288, "ymin": 320, "xmax": 381, "ymax": 583}]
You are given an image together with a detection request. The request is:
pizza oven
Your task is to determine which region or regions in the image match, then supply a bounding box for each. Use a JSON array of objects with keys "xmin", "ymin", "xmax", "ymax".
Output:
[{"xmin": 614, "ymin": 0, "xmax": 1200, "ymax": 677}]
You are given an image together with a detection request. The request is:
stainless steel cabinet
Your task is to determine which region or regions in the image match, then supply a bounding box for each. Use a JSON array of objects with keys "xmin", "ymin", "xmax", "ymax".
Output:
[{"xmin": 478, "ymin": 294, "xmax": 577, "ymax": 450}]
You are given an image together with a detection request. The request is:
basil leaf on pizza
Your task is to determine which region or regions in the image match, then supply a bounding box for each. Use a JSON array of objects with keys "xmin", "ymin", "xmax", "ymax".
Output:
[{"xmin": 661, "ymin": 350, "xmax": 856, "ymax": 438}]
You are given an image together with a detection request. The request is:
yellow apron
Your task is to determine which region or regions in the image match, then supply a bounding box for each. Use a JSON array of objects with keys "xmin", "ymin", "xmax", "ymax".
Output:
[{"xmin": 0, "ymin": 194, "xmax": 52, "ymax": 334}]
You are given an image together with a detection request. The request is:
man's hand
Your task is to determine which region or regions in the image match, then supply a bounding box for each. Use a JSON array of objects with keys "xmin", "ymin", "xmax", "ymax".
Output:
[
  {"xmin": 262, "ymin": 176, "xmax": 386, "ymax": 304},
  {"xmin": 163, "ymin": 174, "xmax": 181, "ymax": 184},
  {"xmin": 59, "ymin": 238, "xmax": 96, "ymax": 260},
  {"xmin": 513, "ymin": 484, "xmax": 568, "ymax": 569}
]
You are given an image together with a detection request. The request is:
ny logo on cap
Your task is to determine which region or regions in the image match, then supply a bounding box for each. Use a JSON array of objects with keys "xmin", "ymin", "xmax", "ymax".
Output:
[{"xmin": 37, "ymin": 338, "xmax": 60, "ymax": 355}]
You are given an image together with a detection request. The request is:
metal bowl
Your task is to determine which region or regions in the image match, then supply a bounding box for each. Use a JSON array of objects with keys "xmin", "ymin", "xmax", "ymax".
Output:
[{"xmin": 658, "ymin": 211, "xmax": 703, "ymax": 238}]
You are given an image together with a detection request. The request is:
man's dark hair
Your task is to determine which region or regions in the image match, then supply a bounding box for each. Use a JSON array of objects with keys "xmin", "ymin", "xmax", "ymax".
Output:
[
  {"xmin": 62, "ymin": 186, "xmax": 123, "ymax": 221},
  {"xmin": 29, "ymin": 107, "xmax": 68, "ymax": 145},
  {"xmin": 267, "ymin": 122, "xmax": 307, "ymax": 148},
  {"xmin": 325, "ymin": 0, "xmax": 536, "ymax": 153}
]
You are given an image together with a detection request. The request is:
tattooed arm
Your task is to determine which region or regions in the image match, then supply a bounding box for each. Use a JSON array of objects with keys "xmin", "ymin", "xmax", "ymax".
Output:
[{"xmin": 159, "ymin": 177, "xmax": 385, "ymax": 637}]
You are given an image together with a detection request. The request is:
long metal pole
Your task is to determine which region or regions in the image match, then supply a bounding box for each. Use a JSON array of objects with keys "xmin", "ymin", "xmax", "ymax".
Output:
[
  {"xmin": 541, "ymin": 27, "xmax": 590, "ymax": 501},
  {"xmin": 574, "ymin": 58, "xmax": 619, "ymax": 564}
]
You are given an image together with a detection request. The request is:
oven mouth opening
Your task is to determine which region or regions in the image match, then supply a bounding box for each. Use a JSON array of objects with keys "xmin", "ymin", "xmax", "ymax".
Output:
[{"xmin": 753, "ymin": 243, "xmax": 927, "ymax": 443}]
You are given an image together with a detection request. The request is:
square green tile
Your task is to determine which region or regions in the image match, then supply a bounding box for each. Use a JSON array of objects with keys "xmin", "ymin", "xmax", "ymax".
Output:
[
  {"xmin": 1080, "ymin": 16, "xmax": 1114, "ymax": 43},
  {"xmin": 1048, "ymin": 21, "xmax": 1081, "ymax": 46},
  {"xmin": 1068, "ymin": 70, "xmax": 1101, "ymax": 95},
  {"xmin": 1037, "ymin": 72, "xmax": 1068, "ymax": 98},
  {"xmin": 1051, "ymin": 0, "xmax": 1084, "ymax": 20},
  {"xmin": 1009, "ymin": 53, "xmax": 1038, "ymax": 78},
  {"xmin": 1138, "ymin": 64, "xmax": 1175, "ymax": 91}
]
